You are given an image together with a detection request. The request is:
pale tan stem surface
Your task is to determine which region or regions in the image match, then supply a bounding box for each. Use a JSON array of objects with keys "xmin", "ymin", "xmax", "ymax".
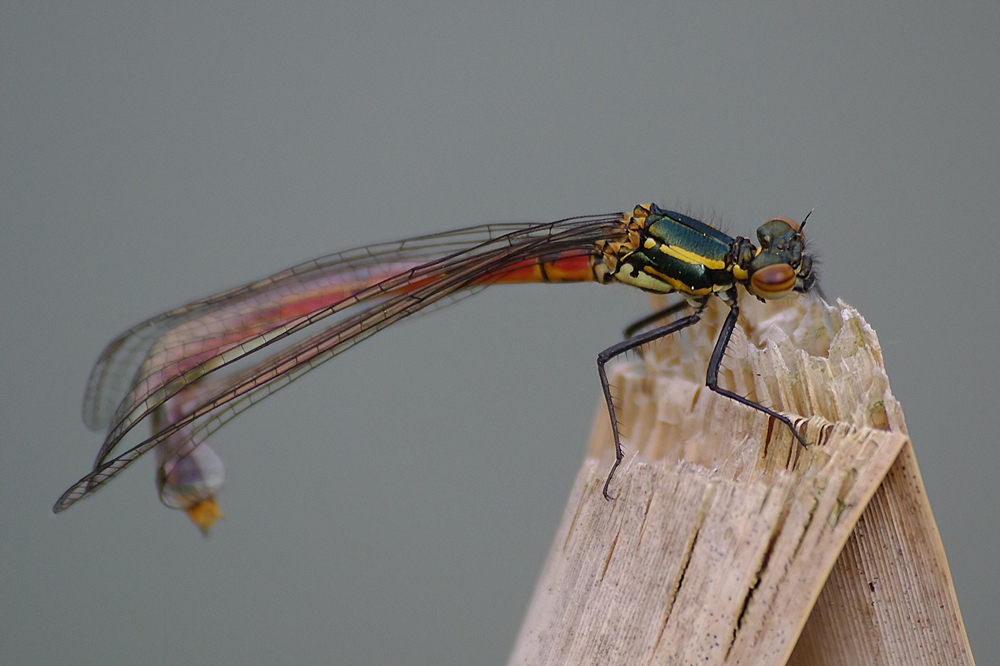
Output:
[{"xmin": 509, "ymin": 295, "xmax": 972, "ymax": 666}]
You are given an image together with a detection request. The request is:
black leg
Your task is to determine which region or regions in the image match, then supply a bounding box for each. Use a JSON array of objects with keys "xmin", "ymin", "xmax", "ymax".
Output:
[
  {"xmin": 622, "ymin": 299, "xmax": 690, "ymax": 339},
  {"xmin": 597, "ymin": 301, "xmax": 707, "ymax": 500},
  {"xmin": 706, "ymin": 299, "xmax": 808, "ymax": 449}
]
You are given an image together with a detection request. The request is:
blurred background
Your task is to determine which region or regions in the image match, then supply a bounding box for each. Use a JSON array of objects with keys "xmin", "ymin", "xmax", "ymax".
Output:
[{"xmin": 2, "ymin": 3, "xmax": 997, "ymax": 664}]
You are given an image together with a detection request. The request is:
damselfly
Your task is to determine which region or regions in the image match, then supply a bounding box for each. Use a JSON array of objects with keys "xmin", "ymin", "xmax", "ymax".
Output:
[{"xmin": 54, "ymin": 204, "xmax": 819, "ymax": 532}]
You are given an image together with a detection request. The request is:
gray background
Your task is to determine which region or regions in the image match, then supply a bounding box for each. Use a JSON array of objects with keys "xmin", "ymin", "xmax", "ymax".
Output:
[{"xmin": 2, "ymin": 3, "xmax": 997, "ymax": 664}]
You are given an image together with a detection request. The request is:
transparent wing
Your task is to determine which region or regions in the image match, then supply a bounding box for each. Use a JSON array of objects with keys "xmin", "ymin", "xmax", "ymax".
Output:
[
  {"xmin": 82, "ymin": 224, "xmax": 530, "ymax": 433},
  {"xmin": 56, "ymin": 214, "xmax": 625, "ymax": 513}
]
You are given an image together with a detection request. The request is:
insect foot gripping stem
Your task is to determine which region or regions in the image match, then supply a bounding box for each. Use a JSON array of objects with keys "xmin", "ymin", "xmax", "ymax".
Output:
[{"xmin": 589, "ymin": 291, "xmax": 873, "ymax": 495}]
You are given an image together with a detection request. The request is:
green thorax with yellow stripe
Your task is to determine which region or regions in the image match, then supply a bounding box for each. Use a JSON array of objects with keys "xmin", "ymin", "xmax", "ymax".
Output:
[
  {"xmin": 599, "ymin": 204, "xmax": 746, "ymax": 297},
  {"xmin": 599, "ymin": 204, "xmax": 815, "ymax": 302}
]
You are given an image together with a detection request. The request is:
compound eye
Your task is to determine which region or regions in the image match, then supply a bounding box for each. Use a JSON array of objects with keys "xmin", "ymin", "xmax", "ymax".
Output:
[
  {"xmin": 751, "ymin": 263, "xmax": 796, "ymax": 299},
  {"xmin": 766, "ymin": 216, "xmax": 800, "ymax": 232}
]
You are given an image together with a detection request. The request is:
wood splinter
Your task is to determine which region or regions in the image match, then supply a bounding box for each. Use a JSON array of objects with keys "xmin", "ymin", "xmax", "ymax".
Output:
[{"xmin": 509, "ymin": 294, "xmax": 974, "ymax": 666}]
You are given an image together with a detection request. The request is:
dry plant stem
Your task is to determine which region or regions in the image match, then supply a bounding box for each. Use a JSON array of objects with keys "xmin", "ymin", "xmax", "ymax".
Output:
[{"xmin": 508, "ymin": 295, "xmax": 973, "ymax": 666}]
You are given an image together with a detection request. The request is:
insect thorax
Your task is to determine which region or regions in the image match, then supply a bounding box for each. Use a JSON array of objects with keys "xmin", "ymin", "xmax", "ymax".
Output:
[{"xmin": 597, "ymin": 205, "xmax": 741, "ymax": 297}]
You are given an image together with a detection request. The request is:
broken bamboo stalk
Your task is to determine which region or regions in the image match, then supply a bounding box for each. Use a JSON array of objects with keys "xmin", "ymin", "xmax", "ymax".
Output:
[{"xmin": 508, "ymin": 294, "xmax": 974, "ymax": 666}]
